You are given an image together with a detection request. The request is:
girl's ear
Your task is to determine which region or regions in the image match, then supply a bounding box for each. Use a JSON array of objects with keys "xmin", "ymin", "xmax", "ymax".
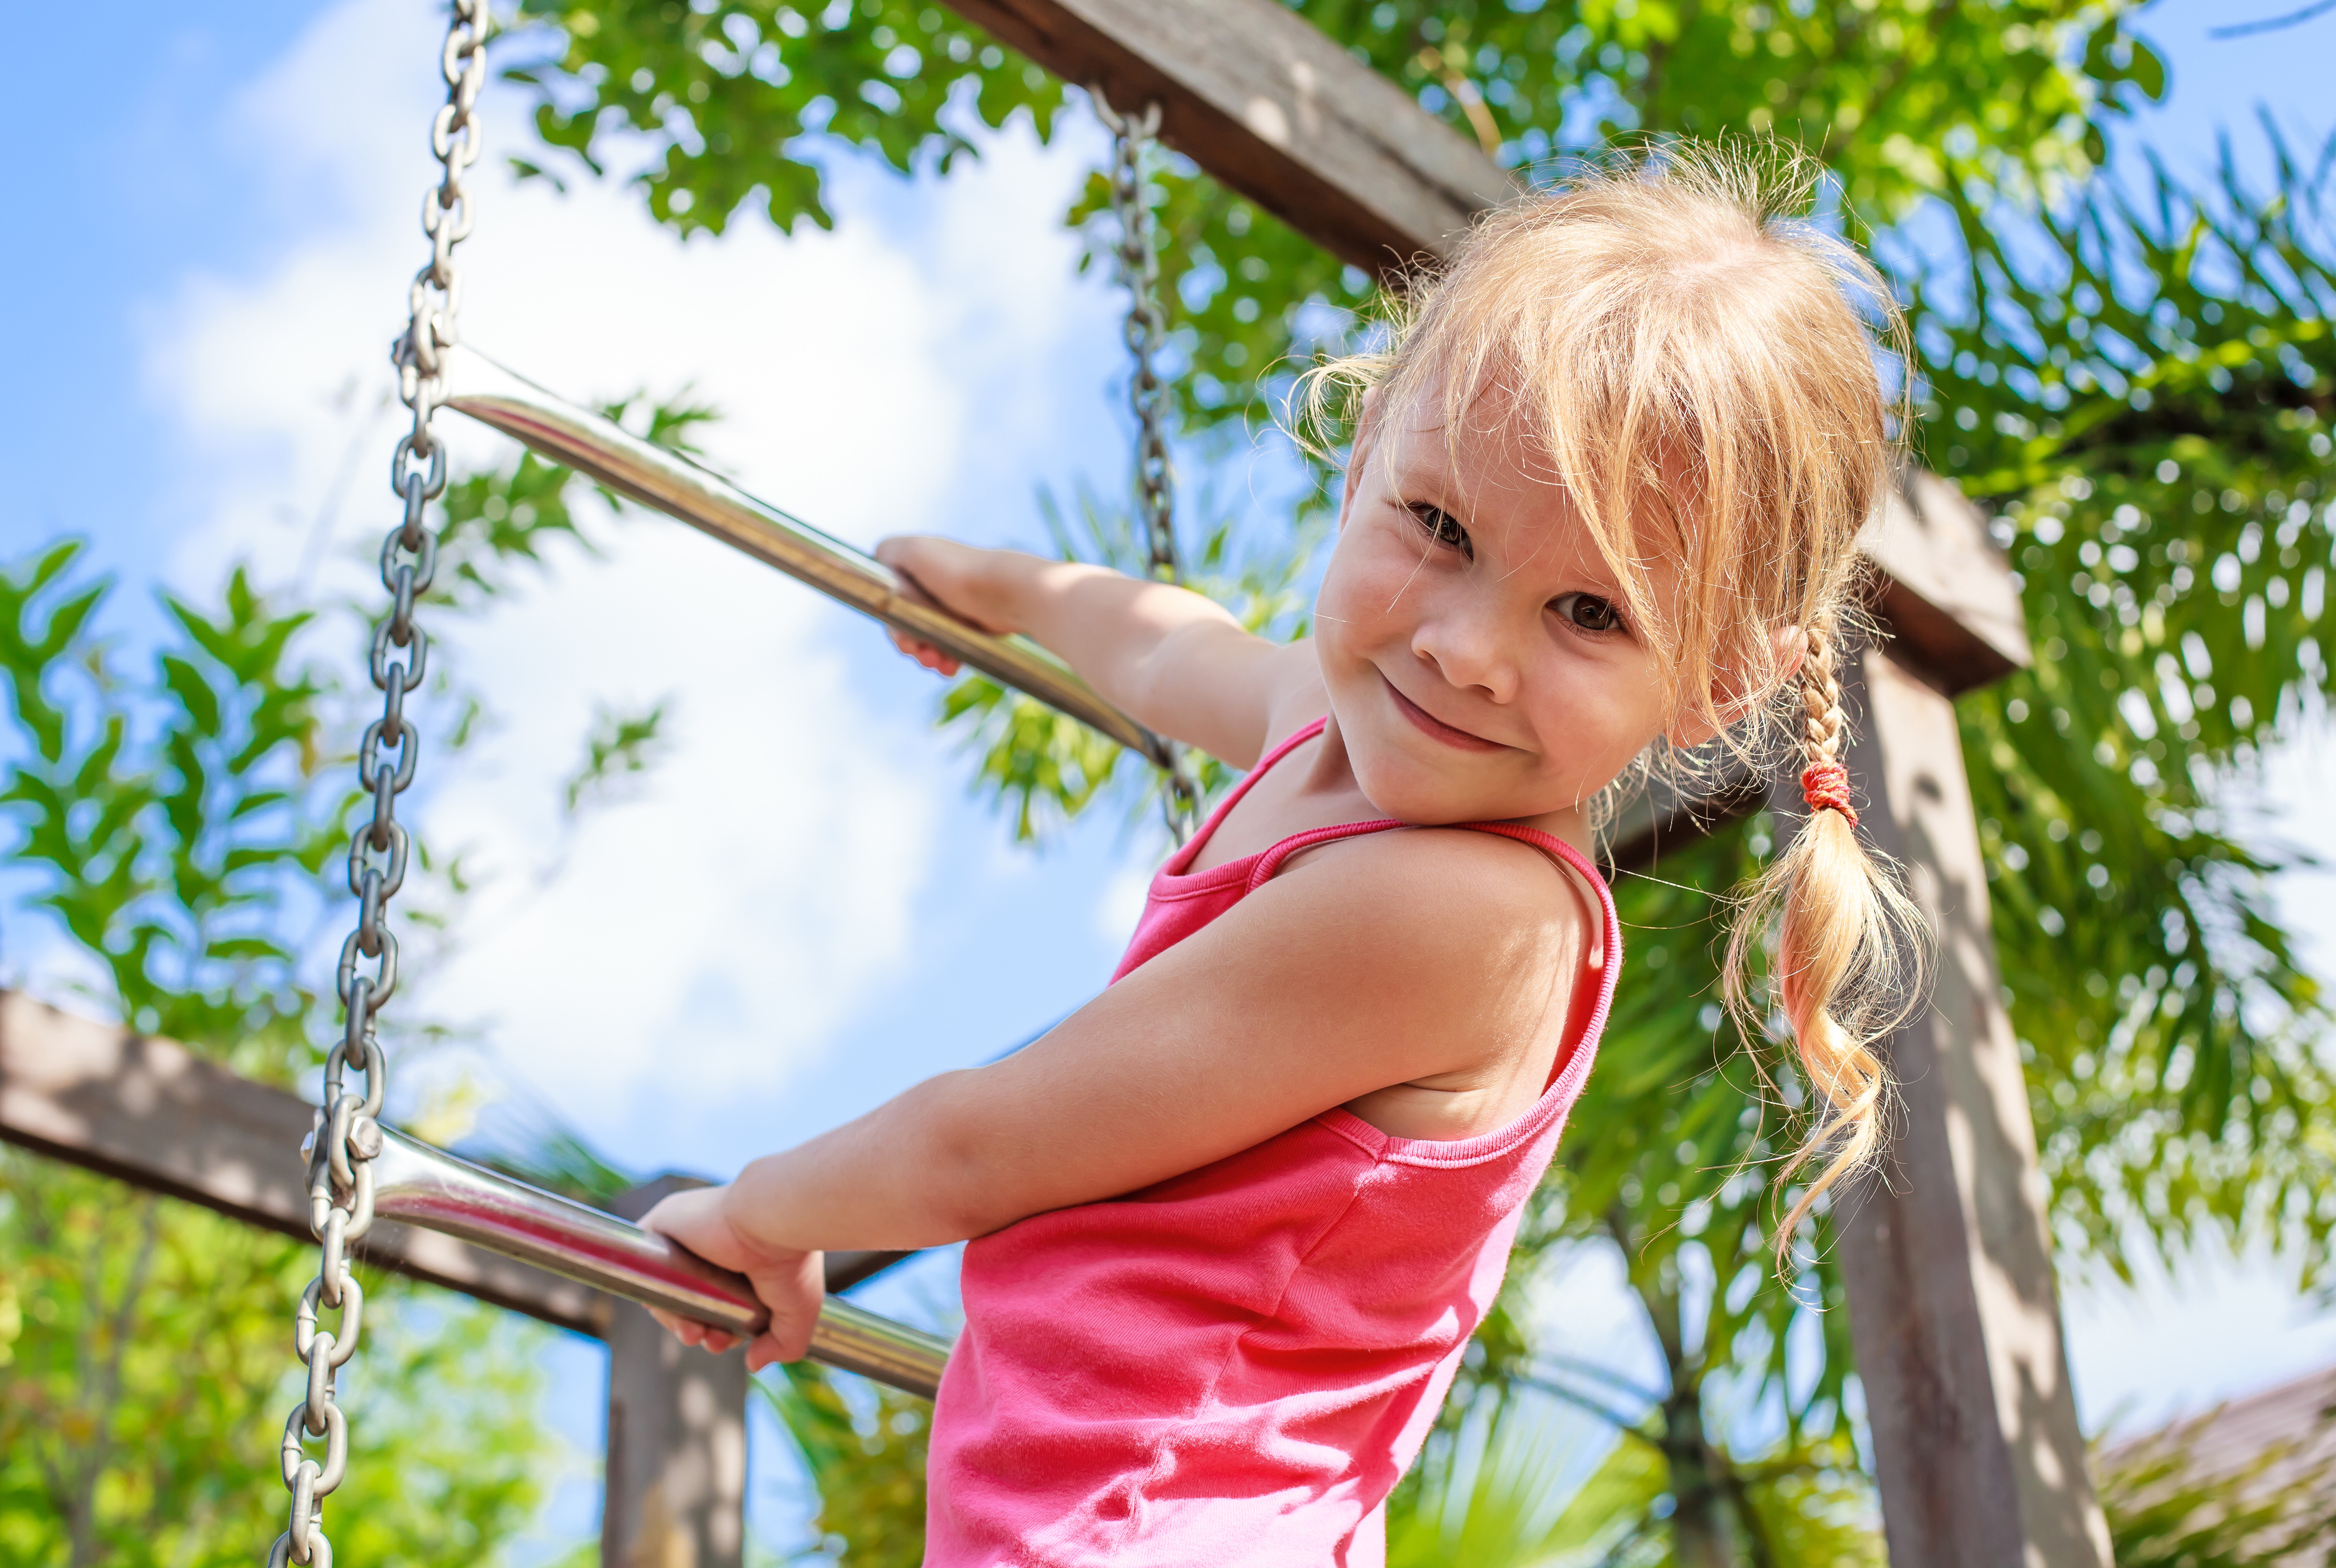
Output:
[
  {"xmin": 1670, "ymin": 624, "xmax": 1810, "ymax": 748},
  {"xmin": 1337, "ymin": 387, "xmax": 1386, "ymax": 530}
]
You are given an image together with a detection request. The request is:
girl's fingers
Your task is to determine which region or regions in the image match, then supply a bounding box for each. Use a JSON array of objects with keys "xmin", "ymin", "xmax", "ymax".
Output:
[
  {"xmin": 743, "ymin": 1319, "xmax": 811, "ymax": 1373},
  {"xmin": 647, "ymin": 1306, "xmax": 741, "ymax": 1356},
  {"xmin": 886, "ymin": 628, "xmax": 962, "ymax": 677},
  {"xmin": 739, "ymin": 1255, "xmax": 826, "ymax": 1372}
]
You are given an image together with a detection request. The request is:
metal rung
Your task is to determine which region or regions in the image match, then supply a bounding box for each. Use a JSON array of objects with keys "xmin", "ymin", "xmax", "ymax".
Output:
[
  {"xmin": 369, "ymin": 1126, "xmax": 952, "ymax": 1399},
  {"xmin": 439, "ymin": 345, "xmax": 1173, "ymax": 768}
]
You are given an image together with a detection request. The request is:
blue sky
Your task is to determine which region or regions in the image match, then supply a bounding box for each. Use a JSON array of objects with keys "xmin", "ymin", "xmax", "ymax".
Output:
[{"xmin": 3, "ymin": 0, "xmax": 2332, "ymax": 1557}]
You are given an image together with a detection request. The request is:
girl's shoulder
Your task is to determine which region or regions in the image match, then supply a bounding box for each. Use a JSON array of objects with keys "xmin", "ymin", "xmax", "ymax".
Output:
[
  {"xmin": 1273, "ymin": 822, "xmax": 1601, "ymax": 972},
  {"xmin": 1214, "ymin": 824, "xmax": 1602, "ymax": 1112}
]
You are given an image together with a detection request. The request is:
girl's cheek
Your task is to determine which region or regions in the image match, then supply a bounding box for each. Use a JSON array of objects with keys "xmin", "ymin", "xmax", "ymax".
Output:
[
  {"xmin": 1323, "ymin": 541, "xmax": 1423, "ymax": 646},
  {"xmin": 1316, "ymin": 553, "xmax": 1392, "ymax": 654}
]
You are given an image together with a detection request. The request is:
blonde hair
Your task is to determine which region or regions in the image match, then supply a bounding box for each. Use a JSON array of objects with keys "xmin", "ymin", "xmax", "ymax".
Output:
[{"xmin": 1299, "ymin": 140, "xmax": 1928, "ymax": 1263}]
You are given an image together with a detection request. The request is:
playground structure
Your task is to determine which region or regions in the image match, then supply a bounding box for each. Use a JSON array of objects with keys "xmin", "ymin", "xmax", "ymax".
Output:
[{"xmin": 0, "ymin": 0, "xmax": 2108, "ymax": 1562}]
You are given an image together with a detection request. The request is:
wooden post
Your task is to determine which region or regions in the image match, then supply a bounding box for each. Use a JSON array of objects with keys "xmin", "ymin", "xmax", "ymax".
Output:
[
  {"xmin": 1805, "ymin": 643, "xmax": 2113, "ymax": 1568},
  {"xmin": 602, "ymin": 1177, "xmax": 750, "ymax": 1568}
]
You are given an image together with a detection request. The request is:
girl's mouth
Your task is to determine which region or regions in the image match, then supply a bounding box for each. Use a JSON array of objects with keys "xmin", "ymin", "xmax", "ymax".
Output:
[{"xmin": 1383, "ymin": 674, "xmax": 1509, "ymax": 752}]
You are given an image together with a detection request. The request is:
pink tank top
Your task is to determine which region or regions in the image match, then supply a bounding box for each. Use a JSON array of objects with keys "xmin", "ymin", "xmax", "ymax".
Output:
[{"xmin": 924, "ymin": 719, "xmax": 1621, "ymax": 1567}]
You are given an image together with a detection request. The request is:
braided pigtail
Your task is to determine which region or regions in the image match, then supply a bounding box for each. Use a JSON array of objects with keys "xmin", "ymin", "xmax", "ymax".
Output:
[{"xmin": 1726, "ymin": 608, "xmax": 1928, "ymax": 1271}]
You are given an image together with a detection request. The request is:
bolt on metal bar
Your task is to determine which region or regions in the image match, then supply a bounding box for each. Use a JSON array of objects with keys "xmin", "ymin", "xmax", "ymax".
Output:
[
  {"xmin": 369, "ymin": 1126, "xmax": 952, "ymax": 1400},
  {"xmin": 437, "ymin": 345, "xmax": 1173, "ymax": 768}
]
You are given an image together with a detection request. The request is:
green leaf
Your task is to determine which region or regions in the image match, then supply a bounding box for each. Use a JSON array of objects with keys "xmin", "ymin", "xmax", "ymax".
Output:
[
  {"xmin": 159, "ymin": 654, "xmax": 221, "ymax": 739},
  {"xmin": 208, "ymin": 937, "xmax": 293, "ymax": 963}
]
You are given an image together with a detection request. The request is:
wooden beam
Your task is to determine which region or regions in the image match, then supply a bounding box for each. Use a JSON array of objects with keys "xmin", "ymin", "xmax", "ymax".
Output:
[
  {"xmin": 1866, "ymin": 467, "xmax": 2032, "ymax": 698},
  {"xmin": 944, "ymin": 0, "xmax": 1514, "ymax": 279},
  {"xmin": 1793, "ymin": 648, "xmax": 2111, "ymax": 1568},
  {"xmin": 3, "ymin": 992, "xmax": 955, "ymax": 1318},
  {"xmin": 0, "ymin": 990, "xmax": 610, "ymax": 1339},
  {"xmin": 1599, "ymin": 757, "xmax": 1765, "ymax": 879}
]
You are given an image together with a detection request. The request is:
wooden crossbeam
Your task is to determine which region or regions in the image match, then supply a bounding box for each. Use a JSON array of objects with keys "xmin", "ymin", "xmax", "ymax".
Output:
[
  {"xmin": 948, "ymin": 0, "xmax": 1513, "ymax": 278},
  {"xmin": 0, "ymin": 990, "xmax": 926, "ymax": 1318},
  {"xmin": 0, "ymin": 990, "xmax": 608, "ymax": 1337},
  {"xmin": 1866, "ymin": 467, "xmax": 2032, "ymax": 696},
  {"xmin": 1600, "ymin": 469, "xmax": 2028, "ymax": 873}
]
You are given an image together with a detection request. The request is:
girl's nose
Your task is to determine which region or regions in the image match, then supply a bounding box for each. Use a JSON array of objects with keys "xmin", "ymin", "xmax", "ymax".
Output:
[{"xmin": 1412, "ymin": 602, "xmax": 1519, "ymax": 704}]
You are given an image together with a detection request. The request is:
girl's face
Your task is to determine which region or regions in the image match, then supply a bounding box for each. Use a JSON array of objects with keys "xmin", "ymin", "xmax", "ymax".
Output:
[{"xmin": 1315, "ymin": 390, "xmax": 1680, "ymax": 831}]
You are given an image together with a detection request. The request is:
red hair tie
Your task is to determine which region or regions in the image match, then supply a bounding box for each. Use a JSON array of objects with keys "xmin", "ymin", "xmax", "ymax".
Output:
[{"xmin": 1800, "ymin": 761, "xmax": 1858, "ymax": 827}]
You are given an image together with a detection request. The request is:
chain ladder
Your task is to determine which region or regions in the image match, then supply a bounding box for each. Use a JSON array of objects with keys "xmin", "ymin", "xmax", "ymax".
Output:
[
  {"xmin": 1094, "ymin": 90, "xmax": 1201, "ymax": 842},
  {"xmin": 269, "ymin": 7, "xmax": 486, "ymax": 1565}
]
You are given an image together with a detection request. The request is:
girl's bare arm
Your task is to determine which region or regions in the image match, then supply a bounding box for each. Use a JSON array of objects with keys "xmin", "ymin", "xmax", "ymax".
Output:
[
  {"xmin": 873, "ymin": 535, "xmax": 1306, "ymax": 768},
  {"xmin": 643, "ymin": 829, "xmax": 1587, "ymax": 1368}
]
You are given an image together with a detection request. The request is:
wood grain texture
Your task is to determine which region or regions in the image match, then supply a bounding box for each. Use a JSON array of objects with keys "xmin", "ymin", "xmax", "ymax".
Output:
[
  {"xmin": 0, "ymin": 990, "xmax": 610, "ymax": 1338},
  {"xmin": 944, "ymin": 0, "xmax": 1514, "ymax": 277},
  {"xmin": 604, "ymin": 1178, "xmax": 748, "ymax": 1568},
  {"xmin": 1867, "ymin": 469, "xmax": 2033, "ymax": 697}
]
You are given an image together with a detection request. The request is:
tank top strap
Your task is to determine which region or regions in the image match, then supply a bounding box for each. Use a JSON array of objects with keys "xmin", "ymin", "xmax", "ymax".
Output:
[
  {"xmin": 1244, "ymin": 816, "xmax": 1408, "ymax": 893},
  {"xmin": 1168, "ymin": 716, "xmax": 1331, "ymax": 874}
]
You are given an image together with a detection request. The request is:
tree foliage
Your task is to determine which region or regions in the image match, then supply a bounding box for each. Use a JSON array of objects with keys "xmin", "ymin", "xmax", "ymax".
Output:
[
  {"xmin": 1923, "ymin": 138, "xmax": 2336, "ymax": 1277},
  {"xmin": 0, "ymin": 1152, "xmax": 554, "ymax": 1568},
  {"xmin": 761, "ymin": 1363, "xmax": 931, "ymax": 1565},
  {"xmin": 0, "ymin": 543, "xmax": 563, "ymax": 1567}
]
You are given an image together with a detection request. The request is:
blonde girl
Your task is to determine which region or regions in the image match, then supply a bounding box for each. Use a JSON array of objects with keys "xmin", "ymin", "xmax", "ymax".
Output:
[{"xmin": 640, "ymin": 143, "xmax": 1921, "ymax": 1567}]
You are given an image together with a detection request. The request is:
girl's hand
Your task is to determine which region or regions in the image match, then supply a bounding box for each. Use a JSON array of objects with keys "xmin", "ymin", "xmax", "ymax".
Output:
[
  {"xmin": 874, "ymin": 535, "xmax": 1014, "ymax": 677},
  {"xmin": 637, "ymin": 1184, "xmax": 826, "ymax": 1373}
]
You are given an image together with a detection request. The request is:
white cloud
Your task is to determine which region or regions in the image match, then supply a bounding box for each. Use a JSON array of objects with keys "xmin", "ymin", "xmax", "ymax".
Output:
[
  {"xmin": 410, "ymin": 517, "xmax": 933, "ymax": 1123},
  {"xmin": 132, "ymin": 0, "xmax": 1114, "ymax": 1126}
]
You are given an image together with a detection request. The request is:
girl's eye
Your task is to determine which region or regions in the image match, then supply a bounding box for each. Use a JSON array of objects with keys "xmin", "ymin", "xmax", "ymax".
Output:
[
  {"xmin": 1409, "ymin": 504, "xmax": 1473, "ymax": 560},
  {"xmin": 1554, "ymin": 593, "xmax": 1625, "ymax": 635}
]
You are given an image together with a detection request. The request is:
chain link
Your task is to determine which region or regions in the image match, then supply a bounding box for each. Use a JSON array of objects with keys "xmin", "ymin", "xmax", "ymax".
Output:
[
  {"xmin": 1093, "ymin": 89, "xmax": 1202, "ymax": 842},
  {"xmin": 271, "ymin": 5, "xmax": 485, "ymax": 1563}
]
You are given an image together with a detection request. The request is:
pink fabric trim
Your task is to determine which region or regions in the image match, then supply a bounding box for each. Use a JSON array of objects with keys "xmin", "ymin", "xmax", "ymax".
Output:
[{"xmin": 1155, "ymin": 716, "xmax": 1333, "ymax": 883}]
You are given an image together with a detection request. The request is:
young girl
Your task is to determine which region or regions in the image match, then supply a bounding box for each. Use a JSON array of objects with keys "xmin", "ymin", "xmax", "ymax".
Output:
[{"xmin": 641, "ymin": 146, "xmax": 1919, "ymax": 1565}]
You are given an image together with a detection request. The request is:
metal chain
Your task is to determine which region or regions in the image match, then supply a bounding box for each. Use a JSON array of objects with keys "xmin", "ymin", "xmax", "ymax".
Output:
[
  {"xmin": 1095, "ymin": 93, "xmax": 1178, "ymax": 586},
  {"xmin": 1092, "ymin": 88, "xmax": 1201, "ymax": 842},
  {"xmin": 269, "ymin": 7, "xmax": 485, "ymax": 1565}
]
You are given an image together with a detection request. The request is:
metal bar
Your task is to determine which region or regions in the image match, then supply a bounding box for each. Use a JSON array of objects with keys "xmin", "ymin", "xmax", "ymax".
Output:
[
  {"xmin": 371, "ymin": 1126, "xmax": 953, "ymax": 1401},
  {"xmin": 438, "ymin": 345, "xmax": 1172, "ymax": 768}
]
